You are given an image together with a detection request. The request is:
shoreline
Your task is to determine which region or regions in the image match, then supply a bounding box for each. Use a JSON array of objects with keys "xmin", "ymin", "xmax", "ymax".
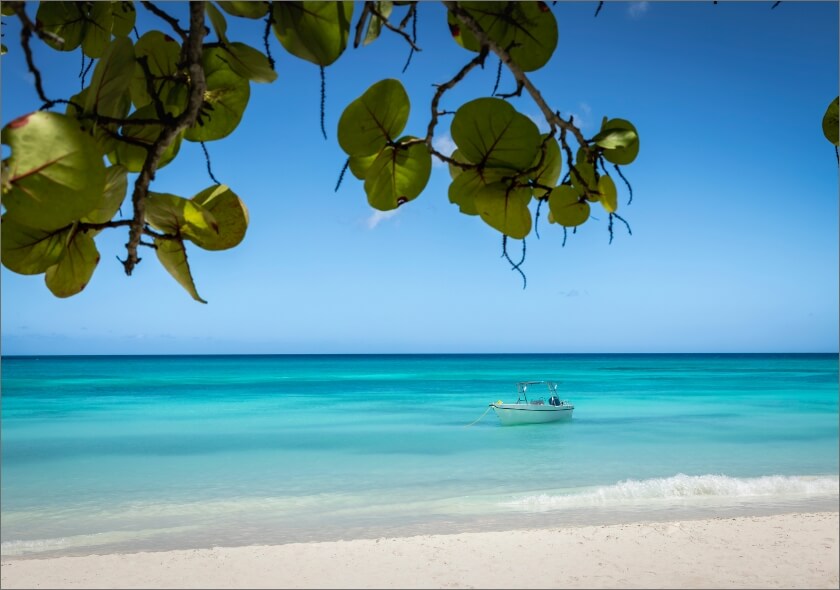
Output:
[{"xmin": 2, "ymin": 512, "xmax": 837, "ymax": 589}]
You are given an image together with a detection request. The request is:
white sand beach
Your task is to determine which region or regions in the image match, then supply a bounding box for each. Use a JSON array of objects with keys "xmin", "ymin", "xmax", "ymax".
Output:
[{"xmin": 1, "ymin": 511, "xmax": 837, "ymax": 589}]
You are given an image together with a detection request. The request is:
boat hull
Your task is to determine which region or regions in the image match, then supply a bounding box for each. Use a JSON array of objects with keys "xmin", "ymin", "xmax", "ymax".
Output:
[{"xmin": 491, "ymin": 403, "xmax": 574, "ymax": 426}]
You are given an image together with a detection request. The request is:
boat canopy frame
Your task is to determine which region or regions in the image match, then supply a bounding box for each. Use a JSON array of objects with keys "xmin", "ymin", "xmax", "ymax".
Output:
[{"xmin": 515, "ymin": 380, "xmax": 560, "ymax": 404}]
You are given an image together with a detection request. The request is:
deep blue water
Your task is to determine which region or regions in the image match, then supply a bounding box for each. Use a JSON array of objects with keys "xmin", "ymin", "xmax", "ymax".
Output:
[{"xmin": 1, "ymin": 353, "xmax": 838, "ymax": 557}]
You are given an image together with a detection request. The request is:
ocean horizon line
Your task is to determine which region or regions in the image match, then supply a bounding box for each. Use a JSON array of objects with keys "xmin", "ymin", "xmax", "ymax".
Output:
[{"xmin": 2, "ymin": 351, "xmax": 838, "ymax": 359}]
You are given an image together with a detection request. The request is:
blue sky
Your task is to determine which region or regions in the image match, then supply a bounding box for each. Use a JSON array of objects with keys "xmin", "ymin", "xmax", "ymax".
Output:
[{"xmin": 1, "ymin": 1, "xmax": 838, "ymax": 354}]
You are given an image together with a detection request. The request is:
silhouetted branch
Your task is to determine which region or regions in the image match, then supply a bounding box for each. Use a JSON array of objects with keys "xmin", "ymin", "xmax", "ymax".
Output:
[{"xmin": 140, "ymin": 1, "xmax": 188, "ymax": 42}]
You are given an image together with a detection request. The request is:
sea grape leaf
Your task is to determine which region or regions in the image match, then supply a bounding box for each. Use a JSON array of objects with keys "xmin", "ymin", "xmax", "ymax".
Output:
[
  {"xmin": 822, "ymin": 97, "xmax": 839, "ymax": 146},
  {"xmin": 111, "ymin": 2, "xmax": 137, "ymax": 37},
  {"xmin": 448, "ymin": 1, "xmax": 558, "ymax": 72},
  {"xmin": 272, "ymin": 1, "xmax": 354, "ymax": 66},
  {"xmin": 598, "ymin": 175, "xmax": 618, "ymax": 213},
  {"xmin": 348, "ymin": 151, "xmax": 381, "ymax": 180},
  {"xmin": 225, "ymin": 42, "xmax": 278, "ymax": 83},
  {"xmin": 474, "ymin": 182, "xmax": 532, "ymax": 239},
  {"xmin": 36, "ymin": 2, "xmax": 85, "ymax": 51},
  {"xmin": 337, "ymin": 79, "xmax": 409, "ymax": 157},
  {"xmin": 82, "ymin": 165, "xmax": 128, "ymax": 225},
  {"xmin": 363, "ymin": 1, "xmax": 394, "ymax": 45},
  {"xmin": 571, "ymin": 147, "xmax": 597, "ymax": 200},
  {"xmin": 450, "ymin": 98, "xmax": 540, "ymax": 170},
  {"xmin": 0, "ymin": 216, "xmax": 68, "ymax": 275},
  {"xmin": 599, "ymin": 118, "xmax": 639, "ymax": 165},
  {"xmin": 145, "ymin": 192, "xmax": 219, "ymax": 238},
  {"xmin": 85, "ymin": 36, "xmax": 135, "ymax": 119},
  {"xmin": 45, "ymin": 230, "xmax": 100, "ymax": 298},
  {"xmin": 68, "ymin": 86, "xmax": 126, "ymax": 156},
  {"xmin": 592, "ymin": 127, "xmax": 638, "ymax": 150},
  {"xmin": 206, "ymin": 1, "xmax": 229, "ymax": 43},
  {"xmin": 448, "ymin": 167, "xmax": 507, "ymax": 216},
  {"xmin": 2, "ymin": 112, "xmax": 105, "ymax": 231},
  {"xmin": 448, "ymin": 149, "xmax": 473, "ymax": 181},
  {"xmin": 184, "ymin": 48, "xmax": 251, "ymax": 142},
  {"xmin": 109, "ymin": 105, "xmax": 182, "ymax": 172},
  {"xmin": 129, "ymin": 31, "xmax": 183, "ymax": 111},
  {"xmin": 530, "ymin": 134, "xmax": 561, "ymax": 190},
  {"xmin": 1, "ymin": 44, "xmax": 7, "ymax": 56},
  {"xmin": 188, "ymin": 185, "xmax": 249, "ymax": 250},
  {"xmin": 363, "ymin": 139, "xmax": 432, "ymax": 211},
  {"xmin": 549, "ymin": 185, "xmax": 590, "ymax": 227},
  {"xmin": 218, "ymin": 1, "xmax": 270, "ymax": 19},
  {"xmin": 155, "ymin": 238, "xmax": 207, "ymax": 303},
  {"xmin": 81, "ymin": 1, "xmax": 114, "ymax": 58}
]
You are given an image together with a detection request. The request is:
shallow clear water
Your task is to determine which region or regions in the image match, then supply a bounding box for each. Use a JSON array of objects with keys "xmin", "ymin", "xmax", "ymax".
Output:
[{"xmin": 1, "ymin": 354, "xmax": 837, "ymax": 557}]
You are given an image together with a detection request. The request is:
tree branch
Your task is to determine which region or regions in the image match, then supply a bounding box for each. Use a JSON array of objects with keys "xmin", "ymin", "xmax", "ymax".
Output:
[
  {"xmin": 123, "ymin": 1, "xmax": 207, "ymax": 275},
  {"xmin": 140, "ymin": 0, "xmax": 188, "ymax": 42}
]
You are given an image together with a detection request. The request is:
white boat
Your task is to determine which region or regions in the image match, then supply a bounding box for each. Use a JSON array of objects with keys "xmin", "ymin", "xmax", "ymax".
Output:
[{"xmin": 491, "ymin": 381, "xmax": 574, "ymax": 426}]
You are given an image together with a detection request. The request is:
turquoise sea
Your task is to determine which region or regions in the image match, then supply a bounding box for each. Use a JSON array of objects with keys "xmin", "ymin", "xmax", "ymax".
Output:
[{"xmin": 1, "ymin": 354, "xmax": 838, "ymax": 558}]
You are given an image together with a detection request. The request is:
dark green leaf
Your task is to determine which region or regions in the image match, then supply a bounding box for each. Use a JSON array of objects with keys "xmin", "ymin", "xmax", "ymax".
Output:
[
  {"xmin": 337, "ymin": 78, "xmax": 409, "ymax": 157},
  {"xmin": 85, "ymin": 36, "xmax": 135, "ymax": 119},
  {"xmin": 109, "ymin": 105, "xmax": 182, "ymax": 172},
  {"xmin": 0, "ymin": 216, "xmax": 68, "ymax": 275},
  {"xmin": 45, "ymin": 230, "xmax": 100, "ymax": 297},
  {"xmin": 822, "ymin": 97, "xmax": 839, "ymax": 146},
  {"xmin": 217, "ymin": 1, "xmax": 270, "ymax": 19},
  {"xmin": 363, "ymin": 1, "xmax": 393, "ymax": 46},
  {"xmin": 272, "ymin": 1, "xmax": 354, "ymax": 66},
  {"xmin": 81, "ymin": 1, "xmax": 114, "ymax": 58},
  {"xmin": 225, "ymin": 42, "xmax": 278, "ymax": 83},
  {"xmin": 184, "ymin": 48, "xmax": 251, "ymax": 142},
  {"xmin": 36, "ymin": 2, "xmax": 85, "ymax": 51},
  {"xmin": 82, "ymin": 165, "xmax": 128, "ymax": 225},
  {"xmin": 111, "ymin": 2, "xmax": 137, "ymax": 38}
]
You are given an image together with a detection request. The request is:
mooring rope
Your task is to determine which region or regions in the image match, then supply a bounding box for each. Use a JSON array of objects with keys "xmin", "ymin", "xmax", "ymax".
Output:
[{"xmin": 465, "ymin": 404, "xmax": 494, "ymax": 427}]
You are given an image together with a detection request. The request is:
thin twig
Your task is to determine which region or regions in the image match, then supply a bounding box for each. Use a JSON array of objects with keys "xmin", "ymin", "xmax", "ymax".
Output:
[
  {"xmin": 263, "ymin": 11, "xmax": 275, "ymax": 70},
  {"xmin": 335, "ymin": 158, "xmax": 350, "ymax": 192},
  {"xmin": 140, "ymin": 1, "xmax": 188, "ymax": 42},
  {"xmin": 368, "ymin": 2, "xmax": 422, "ymax": 51},
  {"xmin": 594, "ymin": 1, "xmax": 604, "ymax": 17},
  {"xmin": 200, "ymin": 141, "xmax": 221, "ymax": 185}
]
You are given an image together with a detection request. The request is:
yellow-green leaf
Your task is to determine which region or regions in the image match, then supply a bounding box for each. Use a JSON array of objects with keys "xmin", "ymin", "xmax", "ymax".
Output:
[
  {"xmin": 474, "ymin": 182, "xmax": 532, "ymax": 239},
  {"xmin": 155, "ymin": 238, "xmax": 207, "ymax": 303},
  {"xmin": 82, "ymin": 165, "xmax": 128, "ymax": 225},
  {"xmin": 188, "ymin": 184, "xmax": 249, "ymax": 250},
  {"xmin": 272, "ymin": 1, "xmax": 354, "ymax": 66},
  {"xmin": 145, "ymin": 192, "xmax": 219, "ymax": 238},
  {"xmin": 363, "ymin": 140, "xmax": 431, "ymax": 211},
  {"xmin": 548, "ymin": 185, "xmax": 590, "ymax": 227},
  {"xmin": 338, "ymin": 78, "xmax": 409, "ymax": 157},
  {"xmin": 822, "ymin": 97, "xmax": 839, "ymax": 146},
  {"xmin": 599, "ymin": 175, "xmax": 618, "ymax": 214},
  {"xmin": 2, "ymin": 112, "xmax": 106, "ymax": 231}
]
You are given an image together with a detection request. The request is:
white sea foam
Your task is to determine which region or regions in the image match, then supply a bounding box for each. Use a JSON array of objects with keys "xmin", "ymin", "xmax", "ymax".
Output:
[{"xmin": 503, "ymin": 473, "xmax": 840, "ymax": 511}]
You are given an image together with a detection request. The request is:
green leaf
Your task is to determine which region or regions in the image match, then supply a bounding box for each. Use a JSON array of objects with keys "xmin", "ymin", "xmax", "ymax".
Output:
[
  {"xmin": 45, "ymin": 230, "xmax": 100, "ymax": 298},
  {"xmin": 0, "ymin": 216, "xmax": 68, "ymax": 275},
  {"xmin": 155, "ymin": 238, "xmax": 207, "ymax": 303},
  {"xmin": 449, "ymin": 2, "xmax": 558, "ymax": 72},
  {"xmin": 129, "ymin": 31, "xmax": 183, "ymax": 111},
  {"xmin": 111, "ymin": 2, "xmax": 137, "ymax": 38},
  {"xmin": 548, "ymin": 185, "xmax": 590, "ymax": 227},
  {"xmin": 447, "ymin": 167, "xmax": 506, "ymax": 215},
  {"xmin": 109, "ymin": 105, "xmax": 183, "ymax": 172},
  {"xmin": 1, "ymin": 44, "xmax": 8, "ymax": 56},
  {"xmin": 81, "ymin": 1, "xmax": 114, "ymax": 58},
  {"xmin": 592, "ymin": 127, "xmax": 638, "ymax": 150},
  {"xmin": 348, "ymin": 151, "xmax": 380, "ymax": 180},
  {"xmin": 447, "ymin": 149, "xmax": 475, "ymax": 182},
  {"xmin": 822, "ymin": 97, "xmax": 839, "ymax": 146},
  {"xmin": 474, "ymin": 182, "xmax": 532, "ymax": 239},
  {"xmin": 599, "ymin": 118, "xmax": 639, "ymax": 165},
  {"xmin": 272, "ymin": 1, "xmax": 354, "ymax": 66},
  {"xmin": 530, "ymin": 134, "xmax": 561, "ymax": 191},
  {"xmin": 224, "ymin": 42, "xmax": 278, "ymax": 83},
  {"xmin": 363, "ymin": 1, "xmax": 394, "ymax": 45},
  {"xmin": 364, "ymin": 139, "xmax": 431, "ymax": 211},
  {"xmin": 36, "ymin": 2, "xmax": 85, "ymax": 51},
  {"xmin": 188, "ymin": 184, "xmax": 249, "ymax": 250},
  {"xmin": 145, "ymin": 192, "xmax": 219, "ymax": 238},
  {"xmin": 184, "ymin": 48, "xmax": 251, "ymax": 142},
  {"xmin": 206, "ymin": 1, "xmax": 229, "ymax": 43},
  {"xmin": 85, "ymin": 36, "xmax": 135, "ymax": 119},
  {"xmin": 82, "ymin": 165, "xmax": 128, "ymax": 225},
  {"xmin": 571, "ymin": 147, "xmax": 597, "ymax": 200},
  {"xmin": 2, "ymin": 112, "xmax": 106, "ymax": 231},
  {"xmin": 337, "ymin": 78, "xmax": 409, "ymax": 157},
  {"xmin": 451, "ymin": 98, "xmax": 540, "ymax": 170},
  {"xmin": 217, "ymin": 1, "xmax": 270, "ymax": 19},
  {"xmin": 598, "ymin": 175, "xmax": 618, "ymax": 213}
]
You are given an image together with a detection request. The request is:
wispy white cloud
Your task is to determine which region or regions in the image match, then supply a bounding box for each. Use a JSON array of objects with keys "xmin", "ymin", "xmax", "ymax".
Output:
[
  {"xmin": 366, "ymin": 209, "xmax": 399, "ymax": 229},
  {"xmin": 627, "ymin": 1, "xmax": 650, "ymax": 18},
  {"xmin": 432, "ymin": 134, "xmax": 457, "ymax": 167}
]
